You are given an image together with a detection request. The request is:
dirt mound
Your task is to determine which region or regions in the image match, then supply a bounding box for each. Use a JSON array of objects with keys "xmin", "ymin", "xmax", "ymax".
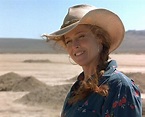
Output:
[
  {"xmin": 23, "ymin": 59, "xmax": 51, "ymax": 63},
  {"xmin": 15, "ymin": 84, "xmax": 71, "ymax": 108},
  {"xmin": 0, "ymin": 72, "xmax": 72, "ymax": 108},
  {"xmin": 12, "ymin": 76, "xmax": 48, "ymax": 92},
  {"xmin": 0, "ymin": 72, "xmax": 47, "ymax": 92},
  {"xmin": 0, "ymin": 72, "xmax": 23, "ymax": 91}
]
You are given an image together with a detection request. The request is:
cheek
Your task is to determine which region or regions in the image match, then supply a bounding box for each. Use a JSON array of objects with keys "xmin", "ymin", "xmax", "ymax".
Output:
[
  {"xmin": 88, "ymin": 42, "xmax": 100, "ymax": 57},
  {"xmin": 66, "ymin": 47, "xmax": 73, "ymax": 57}
]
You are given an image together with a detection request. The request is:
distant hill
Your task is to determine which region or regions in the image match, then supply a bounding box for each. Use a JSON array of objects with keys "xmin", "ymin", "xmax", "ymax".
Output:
[
  {"xmin": 114, "ymin": 30, "xmax": 145, "ymax": 54},
  {"xmin": 0, "ymin": 30, "xmax": 145, "ymax": 54},
  {"xmin": 0, "ymin": 38, "xmax": 66, "ymax": 54}
]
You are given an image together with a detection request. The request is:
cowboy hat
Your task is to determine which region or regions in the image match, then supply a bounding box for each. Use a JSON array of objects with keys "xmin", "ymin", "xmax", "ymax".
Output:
[{"xmin": 43, "ymin": 4, "xmax": 125, "ymax": 53}]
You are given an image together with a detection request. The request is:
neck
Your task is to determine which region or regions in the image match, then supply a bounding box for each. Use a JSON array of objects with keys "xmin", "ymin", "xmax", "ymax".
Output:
[
  {"xmin": 82, "ymin": 63, "xmax": 98, "ymax": 81},
  {"xmin": 81, "ymin": 56, "xmax": 100, "ymax": 81}
]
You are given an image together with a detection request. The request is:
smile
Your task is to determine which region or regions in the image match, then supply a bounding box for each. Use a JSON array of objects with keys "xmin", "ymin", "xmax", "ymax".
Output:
[{"xmin": 74, "ymin": 51, "xmax": 85, "ymax": 56}]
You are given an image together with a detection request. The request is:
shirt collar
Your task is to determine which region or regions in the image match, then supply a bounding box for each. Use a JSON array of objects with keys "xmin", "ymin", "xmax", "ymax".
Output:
[
  {"xmin": 77, "ymin": 60, "xmax": 117, "ymax": 81},
  {"xmin": 103, "ymin": 60, "xmax": 117, "ymax": 77}
]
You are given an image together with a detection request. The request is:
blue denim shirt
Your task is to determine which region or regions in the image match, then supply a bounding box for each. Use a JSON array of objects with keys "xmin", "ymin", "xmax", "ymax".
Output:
[{"xmin": 61, "ymin": 60, "xmax": 142, "ymax": 117}]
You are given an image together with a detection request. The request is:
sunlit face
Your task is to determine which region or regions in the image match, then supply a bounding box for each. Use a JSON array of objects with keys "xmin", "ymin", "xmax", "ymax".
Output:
[{"xmin": 64, "ymin": 25, "xmax": 102, "ymax": 66}]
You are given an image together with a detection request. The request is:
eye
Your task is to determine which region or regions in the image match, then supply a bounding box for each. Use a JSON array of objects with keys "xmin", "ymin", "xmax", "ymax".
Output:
[
  {"xmin": 78, "ymin": 34, "xmax": 85, "ymax": 39},
  {"xmin": 65, "ymin": 40, "xmax": 71, "ymax": 44},
  {"xmin": 65, "ymin": 39, "xmax": 72, "ymax": 46}
]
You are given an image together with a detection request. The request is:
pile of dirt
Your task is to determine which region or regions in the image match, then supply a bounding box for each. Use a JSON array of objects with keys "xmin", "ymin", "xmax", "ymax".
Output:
[
  {"xmin": 12, "ymin": 76, "xmax": 48, "ymax": 92},
  {"xmin": 15, "ymin": 84, "xmax": 71, "ymax": 108},
  {"xmin": 0, "ymin": 72, "xmax": 23, "ymax": 91},
  {"xmin": 0, "ymin": 72, "xmax": 71, "ymax": 108},
  {"xmin": 23, "ymin": 59, "xmax": 51, "ymax": 63},
  {"xmin": 0, "ymin": 72, "xmax": 48, "ymax": 92}
]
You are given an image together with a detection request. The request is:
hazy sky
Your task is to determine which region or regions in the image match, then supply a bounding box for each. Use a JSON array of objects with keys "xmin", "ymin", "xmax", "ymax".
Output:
[{"xmin": 0, "ymin": 0, "xmax": 145, "ymax": 39}]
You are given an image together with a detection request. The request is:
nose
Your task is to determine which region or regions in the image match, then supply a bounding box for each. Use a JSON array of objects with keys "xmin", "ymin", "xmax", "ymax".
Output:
[{"xmin": 72, "ymin": 39, "xmax": 80, "ymax": 49}]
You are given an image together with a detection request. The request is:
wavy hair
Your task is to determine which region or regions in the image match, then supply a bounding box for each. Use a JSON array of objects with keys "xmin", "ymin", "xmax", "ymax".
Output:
[{"xmin": 67, "ymin": 24, "xmax": 111, "ymax": 104}]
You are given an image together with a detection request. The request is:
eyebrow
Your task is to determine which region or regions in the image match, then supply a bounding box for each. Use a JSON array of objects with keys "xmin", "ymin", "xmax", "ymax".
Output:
[
  {"xmin": 64, "ymin": 31, "xmax": 86, "ymax": 40},
  {"xmin": 75, "ymin": 31, "xmax": 86, "ymax": 35}
]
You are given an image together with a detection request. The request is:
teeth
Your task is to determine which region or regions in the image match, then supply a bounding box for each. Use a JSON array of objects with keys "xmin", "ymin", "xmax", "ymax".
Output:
[{"xmin": 75, "ymin": 51, "xmax": 84, "ymax": 56}]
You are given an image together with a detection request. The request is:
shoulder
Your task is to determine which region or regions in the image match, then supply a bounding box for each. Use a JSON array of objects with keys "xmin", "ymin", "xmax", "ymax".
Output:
[
  {"xmin": 102, "ymin": 60, "xmax": 133, "ymax": 90},
  {"xmin": 107, "ymin": 70, "xmax": 134, "ymax": 91}
]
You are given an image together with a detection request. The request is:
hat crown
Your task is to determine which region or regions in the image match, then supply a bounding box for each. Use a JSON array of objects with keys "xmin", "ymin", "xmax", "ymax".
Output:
[
  {"xmin": 61, "ymin": 5, "xmax": 96, "ymax": 28},
  {"xmin": 45, "ymin": 4, "xmax": 125, "ymax": 53}
]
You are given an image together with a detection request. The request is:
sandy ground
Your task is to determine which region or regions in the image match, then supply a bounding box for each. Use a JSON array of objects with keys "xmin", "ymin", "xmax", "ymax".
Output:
[
  {"xmin": 0, "ymin": 92, "xmax": 60, "ymax": 117},
  {"xmin": 0, "ymin": 54, "xmax": 145, "ymax": 117}
]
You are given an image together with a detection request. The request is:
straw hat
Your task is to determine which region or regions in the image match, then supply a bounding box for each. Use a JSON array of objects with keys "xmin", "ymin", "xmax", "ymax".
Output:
[{"xmin": 43, "ymin": 4, "xmax": 125, "ymax": 53}]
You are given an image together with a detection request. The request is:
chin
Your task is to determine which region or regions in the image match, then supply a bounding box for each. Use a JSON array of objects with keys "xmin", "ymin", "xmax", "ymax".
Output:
[{"xmin": 76, "ymin": 61, "xmax": 89, "ymax": 66}]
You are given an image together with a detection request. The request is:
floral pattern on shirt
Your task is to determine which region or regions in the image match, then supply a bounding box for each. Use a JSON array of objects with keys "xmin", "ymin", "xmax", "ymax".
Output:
[{"xmin": 61, "ymin": 60, "xmax": 142, "ymax": 117}]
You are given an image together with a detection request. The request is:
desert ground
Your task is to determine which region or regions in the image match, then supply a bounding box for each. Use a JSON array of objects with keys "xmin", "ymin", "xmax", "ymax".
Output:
[{"xmin": 0, "ymin": 53, "xmax": 145, "ymax": 117}]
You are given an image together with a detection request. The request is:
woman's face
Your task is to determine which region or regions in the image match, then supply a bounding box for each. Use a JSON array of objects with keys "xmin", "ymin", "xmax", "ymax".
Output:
[{"xmin": 64, "ymin": 25, "xmax": 102, "ymax": 66}]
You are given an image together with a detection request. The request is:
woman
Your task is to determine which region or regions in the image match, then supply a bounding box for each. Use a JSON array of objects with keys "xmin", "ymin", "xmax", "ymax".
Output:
[{"xmin": 43, "ymin": 4, "xmax": 142, "ymax": 117}]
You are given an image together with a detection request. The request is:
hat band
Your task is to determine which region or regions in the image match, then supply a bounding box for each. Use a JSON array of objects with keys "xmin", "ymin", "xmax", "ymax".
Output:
[{"xmin": 61, "ymin": 19, "xmax": 79, "ymax": 29}]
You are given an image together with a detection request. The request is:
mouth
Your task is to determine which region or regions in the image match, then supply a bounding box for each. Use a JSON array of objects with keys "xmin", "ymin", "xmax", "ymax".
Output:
[{"xmin": 74, "ymin": 51, "xmax": 85, "ymax": 56}]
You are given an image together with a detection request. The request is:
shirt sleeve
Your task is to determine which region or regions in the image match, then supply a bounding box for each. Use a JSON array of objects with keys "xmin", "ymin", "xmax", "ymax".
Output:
[{"xmin": 102, "ymin": 73, "xmax": 142, "ymax": 117}]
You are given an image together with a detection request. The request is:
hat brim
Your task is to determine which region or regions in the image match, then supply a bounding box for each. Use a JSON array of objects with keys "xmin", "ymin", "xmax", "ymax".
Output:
[{"xmin": 45, "ymin": 9, "xmax": 125, "ymax": 53}]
